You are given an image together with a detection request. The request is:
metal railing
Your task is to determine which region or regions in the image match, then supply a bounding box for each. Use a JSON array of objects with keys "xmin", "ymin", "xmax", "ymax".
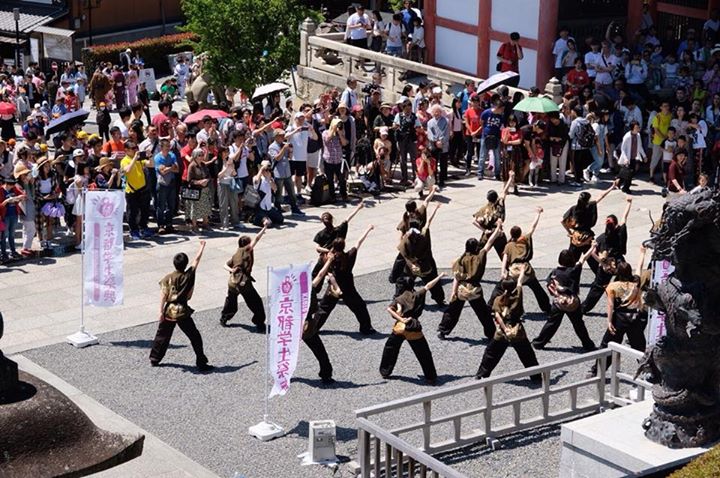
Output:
[{"xmin": 354, "ymin": 343, "xmax": 651, "ymax": 477}]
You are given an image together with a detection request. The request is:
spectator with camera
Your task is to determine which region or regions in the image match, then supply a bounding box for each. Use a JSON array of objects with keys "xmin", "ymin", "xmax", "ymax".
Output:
[
  {"xmin": 268, "ymin": 129, "xmax": 303, "ymax": 215},
  {"xmin": 253, "ymin": 160, "xmax": 283, "ymax": 227},
  {"xmin": 120, "ymin": 141, "xmax": 153, "ymax": 240}
]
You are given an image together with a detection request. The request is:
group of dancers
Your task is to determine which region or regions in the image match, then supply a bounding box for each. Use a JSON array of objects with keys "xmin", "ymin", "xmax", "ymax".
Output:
[{"xmin": 150, "ymin": 171, "xmax": 650, "ymax": 386}]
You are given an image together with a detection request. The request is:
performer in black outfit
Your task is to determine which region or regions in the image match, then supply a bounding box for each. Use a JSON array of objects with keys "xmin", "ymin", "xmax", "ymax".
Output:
[
  {"xmin": 302, "ymin": 255, "xmax": 342, "ymax": 385},
  {"xmin": 561, "ymin": 181, "xmax": 617, "ymax": 273},
  {"xmin": 397, "ymin": 203, "xmax": 445, "ymax": 304},
  {"xmin": 476, "ymin": 265, "xmax": 540, "ymax": 382},
  {"xmin": 531, "ymin": 245, "xmax": 597, "ymax": 351},
  {"xmin": 150, "ymin": 241, "xmax": 213, "ymax": 371},
  {"xmin": 472, "ymin": 171, "xmax": 514, "ymax": 259},
  {"xmin": 313, "ymin": 225, "xmax": 377, "ymax": 335},
  {"xmin": 389, "ymin": 186, "xmax": 438, "ymax": 284},
  {"xmin": 581, "ymin": 196, "xmax": 632, "ymax": 314},
  {"xmin": 220, "ymin": 224, "xmax": 268, "ymax": 331},
  {"xmin": 438, "ymin": 222, "xmax": 504, "ymax": 340},
  {"xmin": 379, "ymin": 273, "xmax": 445, "ymax": 384},
  {"xmin": 312, "ymin": 202, "xmax": 364, "ymax": 277}
]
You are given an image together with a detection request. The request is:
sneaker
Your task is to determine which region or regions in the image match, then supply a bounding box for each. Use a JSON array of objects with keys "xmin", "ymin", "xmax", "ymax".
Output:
[
  {"xmin": 141, "ymin": 229, "xmax": 154, "ymax": 239},
  {"xmin": 661, "ymin": 187, "xmax": 668, "ymax": 198},
  {"xmin": 531, "ymin": 341, "xmax": 545, "ymax": 350},
  {"xmin": 296, "ymin": 196, "xmax": 306, "ymax": 205},
  {"xmin": 220, "ymin": 316, "xmax": 230, "ymax": 327},
  {"xmin": 20, "ymin": 249, "xmax": 33, "ymax": 257},
  {"xmin": 320, "ymin": 377, "xmax": 336, "ymax": 385},
  {"xmin": 157, "ymin": 227, "xmax": 167, "ymax": 235},
  {"xmin": 360, "ymin": 328, "xmax": 377, "ymax": 335},
  {"xmin": 583, "ymin": 168, "xmax": 592, "ymax": 182},
  {"xmin": 74, "ymin": 243, "xmax": 83, "ymax": 251},
  {"xmin": 150, "ymin": 361, "xmax": 160, "ymax": 367},
  {"xmin": 197, "ymin": 363, "xmax": 215, "ymax": 372},
  {"xmin": 302, "ymin": 186, "xmax": 312, "ymax": 195},
  {"xmin": 590, "ymin": 175, "xmax": 599, "ymax": 184},
  {"xmin": 291, "ymin": 208, "xmax": 305, "ymax": 215},
  {"xmin": 437, "ymin": 331, "xmax": 447, "ymax": 340},
  {"xmin": 599, "ymin": 168, "xmax": 611, "ymax": 174},
  {"xmin": 130, "ymin": 231, "xmax": 141, "ymax": 240},
  {"xmin": 477, "ymin": 174, "xmax": 484, "ymax": 181}
]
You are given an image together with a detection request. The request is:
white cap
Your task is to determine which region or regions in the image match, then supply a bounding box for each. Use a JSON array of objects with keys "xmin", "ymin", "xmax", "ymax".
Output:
[
  {"xmin": 73, "ymin": 149, "xmax": 85, "ymax": 157},
  {"xmin": 432, "ymin": 87, "xmax": 442, "ymax": 94}
]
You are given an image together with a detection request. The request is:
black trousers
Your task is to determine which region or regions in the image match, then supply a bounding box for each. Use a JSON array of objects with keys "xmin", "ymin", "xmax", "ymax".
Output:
[
  {"xmin": 126, "ymin": 189, "xmax": 150, "ymax": 233},
  {"xmin": 476, "ymin": 335, "xmax": 539, "ymax": 379},
  {"xmin": 568, "ymin": 241, "xmax": 599, "ymax": 274},
  {"xmin": 314, "ymin": 286, "xmax": 373, "ymax": 333},
  {"xmin": 379, "ymin": 333, "xmax": 437, "ymax": 381},
  {"xmin": 324, "ymin": 161, "xmax": 347, "ymax": 200},
  {"xmin": 481, "ymin": 232, "xmax": 507, "ymax": 260},
  {"xmin": 591, "ymin": 313, "xmax": 647, "ymax": 372},
  {"xmin": 532, "ymin": 305, "xmax": 596, "ymax": 350},
  {"xmin": 389, "ymin": 254, "xmax": 445, "ymax": 304},
  {"xmin": 488, "ymin": 276, "xmax": 551, "ymax": 314},
  {"xmin": 582, "ymin": 267, "xmax": 615, "ymax": 314},
  {"xmin": 221, "ymin": 284, "xmax": 266, "ymax": 326},
  {"xmin": 438, "ymin": 295, "xmax": 495, "ymax": 338},
  {"xmin": 433, "ymin": 150, "xmax": 449, "ymax": 186},
  {"xmin": 150, "ymin": 316, "xmax": 208, "ymax": 366},
  {"xmin": 303, "ymin": 333, "xmax": 333, "ymax": 379}
]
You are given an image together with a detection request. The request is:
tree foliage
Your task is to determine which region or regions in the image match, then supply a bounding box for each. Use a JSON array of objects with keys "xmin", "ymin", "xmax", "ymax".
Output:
[{"xmin": 181, "ymin": 0, "xmax": 321, "ymax": 92}]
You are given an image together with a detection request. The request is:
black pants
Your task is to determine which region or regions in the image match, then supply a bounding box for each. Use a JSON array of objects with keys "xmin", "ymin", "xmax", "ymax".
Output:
[
  {"xmin": 582, "ymin": 266, "xmax": 615, "ymax": 314},
  {"xmin": 389, "ymin": 253, "xmax": 406, "ymax": 284},
  {"xmin": 389, "ymin": 255, "xmax": 445, "ymax": 304},
  {"xmin": 420, "ymin": 260, "xmax": 445, "ymax": 304},
  {"xmin": 303, "ymin": 333, "xmax": 333, "ymax": 380},
  {"xmin": 571, "ymin": 149, "xmax": 592, "ymax": 181},
  {"xmin": 476, "ymin": 334, "xmax": 539, "ymax": 379},
  {"xmin": 324, "ymin": 161, "xmax": 347, "ymax": 200},
  {"xmin": 618, "ymin": 165, "xmax": 633, "ymax": 193},
  {"xmin": 397, "ymin": 138, "xmax": 417, "ymax": 182},
  {"xmin": 150, "ymin": 316, "xmax": 208, "ymax": 366},
  {"xmin": 126, "ymin": 189, "xmax": 150, "ymax": 233},
  {"xmin": 438, "ymin": 295, "xmax": 495, "ymax": 338},
  {"xmin": 220, "ymin": 284, "xmax": 266, "ymax": 326},
  {"xmin": 314, "ymin": 286, "xmax": 372, "ymax": 333},
  {"xmin": 433, "ymin": 150, "xmax": 449, "ymax": 186},
  {"xmin": 145, "ymin": 168, "xmax": 158, "ymax": 215},
  {"xmin": 99, "ymin": 124, "xmax": 110, "ymax": 142},
  {"xmin": 449, "ymin": 132, "xmax": 464, "ymax": 164},
  {"xmin": 482, "ymin": 232, "xmax": 507, "ymax": 260},
  {"xmin": 591, "ymin": 313, "xmax": 647, "ymax": 372},
  {"xmin": 488, "ymin": 276, "xmax": 551, "ymax": 314},
  {"xmin": 568, "ymin": 241, "xmax": 599, "ymax": 274},
  {"xmin": 379, "ymin": 333, "xmax": 437, "ymax": 381},
  {"xmin": 532, "ymin": 305, "xmax": 596, "ymax": 350}
]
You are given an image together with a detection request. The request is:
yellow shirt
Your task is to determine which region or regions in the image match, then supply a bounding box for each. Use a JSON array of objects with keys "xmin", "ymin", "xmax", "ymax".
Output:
[
  {"xmin": 120, "ymin": 155, "xmax": 147, "ymax": 193},
  {"xmin": 651, "ymin": 112, "xmax": 672, "ymax": 146}
]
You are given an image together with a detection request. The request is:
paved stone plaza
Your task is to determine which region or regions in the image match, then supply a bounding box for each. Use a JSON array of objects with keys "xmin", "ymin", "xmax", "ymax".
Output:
[{"xmin": 6, "ymin": 163, "xmax": 666, "ymax": 476}]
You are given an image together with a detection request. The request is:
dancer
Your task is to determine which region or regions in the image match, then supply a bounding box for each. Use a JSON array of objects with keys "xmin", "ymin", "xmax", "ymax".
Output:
[
  {"xmin": 150, "ymin": 241, "xmax": 213, "ymax": 371},
  {"xmin": 561, "ymin": 181, "xmax": 617, "ymax": 273},
  {"xmin": 397, "ymin": 203, "xmax": 445, "ymax": 304},
  {"xmin": 582, "ymin": 196, "xmax": 633, "ymax": 314},
  {"xmin": 389, "ymin": 186, "xmax": 438, "ymax": 284},
  {"xmin": 220, "ymin": 223, "xmax": 268, "ymax": 330},
  {"xmin": 472, "ymin": 171, "xmax": 514, "ymax": 259},
  {"xmin": 489, "ymin": 207, "xmax": 551, "ymax": 314},
  {"xmin": 302, "ymin": 254, "xmax": 342, "ymax": 384},
  {"xmin": 531, "ymin": 245, "xmax": 598, "ymax": 351},
  {"xmin": 476, "ymin": 264, "xmax": 541, "ymax": 382},
  {"xmin": 437, "ymin": 222, "xmax": 504, "ymax": 340},
  {"xmin": 379, "ymin": 273, "xmax": 445, "ymax": 384},
  {"xmin": 313, "ymin": 225, "xmax": 377, "ymax": 335},
  {"xmin": 312, "ymin": 201, "xmax": 364, "ymax": 277}
]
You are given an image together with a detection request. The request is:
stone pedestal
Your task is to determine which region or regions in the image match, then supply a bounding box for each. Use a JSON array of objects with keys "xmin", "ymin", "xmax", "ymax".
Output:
[{"xmin": 560, "ymin": 400, "xmax": 714, "ymax": 478}]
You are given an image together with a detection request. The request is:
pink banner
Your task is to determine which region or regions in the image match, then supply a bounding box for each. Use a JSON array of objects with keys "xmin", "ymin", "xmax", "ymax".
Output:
[
  {"xmin": 83, "ymin": 191, "xmax": 125, "ymax": 307},
  {"xmin": 268, "ymin": 264, "xmax": 311, "ymax": 398}
]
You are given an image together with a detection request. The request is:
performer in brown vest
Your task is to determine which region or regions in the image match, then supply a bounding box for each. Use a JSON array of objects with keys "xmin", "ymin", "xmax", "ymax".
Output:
[{"xmin": 472, "ymin": 171, "xmax": 514, "ymax": 258}]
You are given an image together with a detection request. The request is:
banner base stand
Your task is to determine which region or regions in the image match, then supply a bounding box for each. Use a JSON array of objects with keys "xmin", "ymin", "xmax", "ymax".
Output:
[
  {"xmin": 67, "ymin": 330, "xmax": 99, "ymax": 348},
  {"xmin": 249, "ymin": 421, "xmax": 285, "ymax": 441}
]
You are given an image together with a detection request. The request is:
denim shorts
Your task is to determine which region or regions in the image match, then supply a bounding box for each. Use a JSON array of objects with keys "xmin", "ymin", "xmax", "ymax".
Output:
[{"xmin": 386, "ymin": 46, "xmax": 402, "ymax": 57}]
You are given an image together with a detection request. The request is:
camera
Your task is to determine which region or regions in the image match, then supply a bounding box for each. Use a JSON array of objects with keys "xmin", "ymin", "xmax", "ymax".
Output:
[
  {"xmin": 337, "ymin": 123, "xmax": 344, "ymax": 130},
  {"xmin": 138, "ymin": 151, "xmax": 148, "ymax": 159}
]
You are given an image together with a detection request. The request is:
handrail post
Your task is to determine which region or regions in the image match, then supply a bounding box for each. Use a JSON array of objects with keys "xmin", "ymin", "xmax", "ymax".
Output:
[
  {"xmin": 598, "ymin": 354, "xmax": 607, "ymax": 407},
  {"xmin": 423, "ymin": 400, "xmax": 432, "ymax": 451},
  {"xmin": 610, "ymin": 348, "xmax": 620, "ymax": 403},
  {"xmin": 484, "ymin": 384, "xmax": 493, "ymax": 436},
  {"xmin": 358, "ymin": 428, "xmax": 371, "ymax": 478},
  {"xmin": 299, "ymin": 17, "xmax": 317, "ymax": 68},
  {"xmin": 541, "ymin": 370, "xmax": 550, "ymax": 419}
]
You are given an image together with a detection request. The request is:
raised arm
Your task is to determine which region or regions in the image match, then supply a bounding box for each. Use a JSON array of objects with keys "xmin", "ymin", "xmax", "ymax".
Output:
[
  {"xmin": 482, "ymin": 221, "xmax": 504, "ymax": 253},
  {"xmin": 426, "ymin": 203, "xmax": 441, "ymax": 229},
  {"xmin": 619, "ymin": 196, "xmax": 632, "ymax": 226},
  {"xmin": 636, "ymin": 244, "xmax": 648, "ymax": 275},
  {"xmin": 190, "ymin": 240, "xmax": 207, "ymax": 270},
  {"xmin": 355, "ymin": 225, "xmax": 374, "ymax": 250},
  {"xmin": 250, "ymin": 224, "xmax": 268, "ymax": 249},
  {"xmin": 499, "ymin": 171, "xmax": 515, "ymax": 201},
  {"xmin": 312, "ymin": 255, "xmax": 334, "ymax": 289},
  {"xmin": 423, "ymin": 272, "xmax": 446, "ymax": 292},
  {"xmin": 526, "ymin": 206, "xmax": 543, "ymax": 237},
  {"xmin": 578, "ymin": 241, "xmax": 597, "ymax": 266},
  {"xmin": 345, "ymin": 201, "xmax": 364, "ymax": 224},
  {"xmin": 500, "ymin": 253, "xmax": 509, "ymax": 279},
  {"xmin": 594, "ymin": 179, "xmax": 618, "ymax": 204},
  {"xmin": 423, "ymin": 184, "xmax": 439, "ymax": 208}
]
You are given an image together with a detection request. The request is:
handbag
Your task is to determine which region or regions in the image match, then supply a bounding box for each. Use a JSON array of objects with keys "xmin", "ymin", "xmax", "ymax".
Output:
[
  {"xmin": 504, "ymin": 322, "xmax": 526, "ymax": 343},
  {"xmin": 457, "ymin": 283, "xmax": 483, "ymax": 301},
  {"xmin": 180, "ymin": 186, "xmax": 201, "ymax": 201},
  {"xmin": 242, "ymin": 185, "xmax": 261, "ymax": 208}
]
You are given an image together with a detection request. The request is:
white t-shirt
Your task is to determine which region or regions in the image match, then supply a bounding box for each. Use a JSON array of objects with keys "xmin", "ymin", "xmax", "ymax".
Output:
[
  {"xmin": 286, "ymin": 123, "xmax": 309, "ymax": 162},
  {"xmin": 704, "ymin": 19, "xmax": 720, "ymax": 34},
  {"xmin": 553, "ymin": 37, "xmax": 571, "ymax": 69},
  {"xmin": 112, "ymin": 118, "xmax": 129, "ymax": 138},
  {"xmin": 230, "ymin": 143, "xmax": 249, "ymax": 178},
  {"xmin": 595, "ymin": 54, "xmax": 618, "ymax": 85},
  {"xmin": 346, "ymin": 13, "xmax": 370, "ymax": 40},
  {"xmin": 255, "ymin": 175, "xmax": 273, "ymax": 211},
  {"xmin": 411, "ymin": 26, "xmax": 425, "ymax": 48},
  {"xmin": 385, "ymin": 22, "xmax": 404, "ymax": 48},
  {"xmin": 584, "ymin": 51, "xmax": 602, "ymax": 78}
]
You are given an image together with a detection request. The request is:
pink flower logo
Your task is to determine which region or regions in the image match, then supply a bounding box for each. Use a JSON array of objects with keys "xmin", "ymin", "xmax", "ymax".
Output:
[
  {"xmin": 96, "ymin": 197, "xmax": 116, "ymax": 218},
  {"xmin": 280, "ymin": 277, "xmax": 293, "ymax": 294}
]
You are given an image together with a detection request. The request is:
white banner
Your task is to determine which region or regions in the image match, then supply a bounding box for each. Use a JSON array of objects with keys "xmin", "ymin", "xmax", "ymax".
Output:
[
  {"xmin": 139, "ymin": 68, "xmax": 157, "ymax": 93},
  {"xmin": 268, "ymin": 264, "xmax": 311, "ymax": 398},
  {"xmin": 83, "ymin": 190, "xmax": 125, "ymax": 307},
  {"xmin": 647, "ymin": 259, "xmax": 675, "ymax": 346}
]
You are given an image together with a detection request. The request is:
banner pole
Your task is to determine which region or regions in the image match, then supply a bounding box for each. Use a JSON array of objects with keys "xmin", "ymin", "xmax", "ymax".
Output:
[{"xmin": 264, "ymin": 265, "xmax": 271, "ymax": 422}]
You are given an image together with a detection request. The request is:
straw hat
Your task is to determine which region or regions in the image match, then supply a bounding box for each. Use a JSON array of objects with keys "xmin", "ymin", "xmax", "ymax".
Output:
[
  {"xmin": 95, "ymin": 156, "xmax": 114, "ymax": 171},
  {"xmin": 35, "ymin": 156, "xmax": 52, "ymax": 169},
  {"xmin": 13, "ymin": 162, "xmax": 31, "ymax": 179}
]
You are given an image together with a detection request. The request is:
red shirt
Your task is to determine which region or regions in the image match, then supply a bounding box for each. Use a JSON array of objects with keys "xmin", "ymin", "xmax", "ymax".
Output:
[
  {"xmin": 180, "ymin": 144, "xmax": 194, "ymax": 182},
  {"xmin": 464, "ymin": 107, "xmax": 482, "ymax": 136},
  {"xmin": 497, "ymin": 42, "xmax": 522, "ymax": 73},
  {"xmin": 566, "ymin": 69, "xmax": 590, "ymax": 95},
  {"xmin": 667, "ymin": 160, "xmax": 685, "ymax": 192},
  {"xmin": 152, "ymin": 112, "xmax": 170, "ymax": 137}
]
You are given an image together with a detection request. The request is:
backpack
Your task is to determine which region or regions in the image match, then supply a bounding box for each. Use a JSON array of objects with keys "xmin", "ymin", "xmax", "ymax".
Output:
[
  {"xmin": 310, "ymin": 174, "xmax": 332, "ymax": 207},
  {"xmin": 576, "ymin": 122, "xmax": 596, "ymax": 149}
]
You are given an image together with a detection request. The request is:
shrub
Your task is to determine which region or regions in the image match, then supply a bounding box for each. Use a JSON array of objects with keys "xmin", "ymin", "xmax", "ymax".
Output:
[
  {"xmin": 670, "ymin": 445, "xmax": 720, "ymax": 478},
  {"xmin": 81, "ymin": 33, "xmax": 198, "ymax": 74}
]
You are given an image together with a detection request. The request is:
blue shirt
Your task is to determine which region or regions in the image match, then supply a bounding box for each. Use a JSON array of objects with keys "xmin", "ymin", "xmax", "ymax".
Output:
[
  {"xmin": 401, "ymin": 9, "xmax": 415, "ymax": 34},
  {"xmin": 480, "ymin": 108, "xmax": 503, "ymax": 138},
  {"xmin": 268, "ymin": 141, "xmax": 291, "ymax": 179},
  {"xmin": 154, "ymin": 151, "xmax": 177, "ymax": 183}
]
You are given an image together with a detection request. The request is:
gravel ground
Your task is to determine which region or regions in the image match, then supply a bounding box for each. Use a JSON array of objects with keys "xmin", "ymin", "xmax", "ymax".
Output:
[{"xmin": 24, "ymin": 267, "xmax": 625, "ymax": 478}]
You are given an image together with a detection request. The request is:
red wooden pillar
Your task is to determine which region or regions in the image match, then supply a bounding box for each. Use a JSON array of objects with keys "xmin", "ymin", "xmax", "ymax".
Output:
[
  {"xmin": 425, "ymin": 0, "xmax": 436, "ymax": 65},
  {"xmin": 627, "ymin": 0, "xmax": 646, "ymax": 40},
  {"xmin": 537, "ymin": 0, "xmax": 559, "ymax": 84},
  {"xmin": 477, "ymin": 0, "xmax": 491, "ymax": 78}
]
